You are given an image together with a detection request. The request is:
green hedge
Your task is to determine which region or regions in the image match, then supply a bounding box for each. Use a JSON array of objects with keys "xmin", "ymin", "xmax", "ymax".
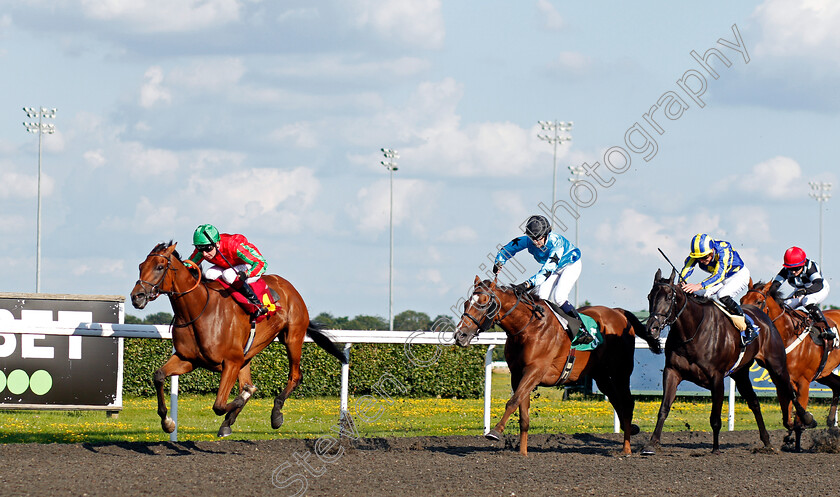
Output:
[{"xmin": 122, "ymin": 338, "xmax": 487, "ymax": 399}]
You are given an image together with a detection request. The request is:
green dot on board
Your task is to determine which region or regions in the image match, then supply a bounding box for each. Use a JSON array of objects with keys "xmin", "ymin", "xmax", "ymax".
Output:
[{"xmin": 29, "ymin": 370, "xmax": 53, "ymax": 395}]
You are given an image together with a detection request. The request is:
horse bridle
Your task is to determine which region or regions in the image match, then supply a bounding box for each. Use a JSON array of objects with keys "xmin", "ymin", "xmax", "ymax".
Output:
[
  {"xmin": 461, "ymin": 287, "xmax": 541, "ymax": 336},
  {"xmin": 647, "ymin": 281, "xmax": 688, "ymax": 331},
  {"xmin": 136, "ymin": 252, "xmax": 202, "ymax": 300}
]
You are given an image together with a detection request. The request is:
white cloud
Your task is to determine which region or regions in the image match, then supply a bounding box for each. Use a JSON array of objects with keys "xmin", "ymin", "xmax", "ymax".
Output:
[
  {"xmin": 744, "ymin": 156, "xmax": 803, "ymax": 199},
  {"xmin": 350, "ymin": 178, "xmax": 435, "ymax": 234},
  {"xmin": 119, "ymin": 142, "xmax": 180, "ymax": 177},
  {"xmin": 268, "ymin": 55, "xmax": 430, "ymax": 81},
  {"xmin": 732, "ymin": 207, "xmax": 773, "ymax": 244},
  {"xmin": 140, "ymin": 66, "xmax": 171, "ymax": 108},
  {"xmin": 536, "ymin": 0, "xmax": 563, "ymax": 31},
  {"xmin": 349, "ymin": 0, "xmax": 444, "ymax": 49},
  {"xmin": 277, "ymin": 7, "xmax": 319, "ymax": 23},
  {"xmin": 270, "ymin": 122, "xmax": 318, "ymax": 148},
  {"xmin": 168, "ymin": 58, "xmax": 245, "ymax": 92},
  {"xmin": 0, "ymin": 169, "xmax": 54, "ymax": 199},
  {"xmin": 753, "ymin": 0, "xmax": 840, "ymax": 60},
  {"xmin": 78, "ymin": 0, "xmax": 242, "ymax": 33},
  {"xmin": 548, "ymin": 51, "xmax": 590, "ymax": 75},
  {"xmin": 437, "ymin": 226, "xmax": 479, "ymax": 244},
  {"xmin": 84, "ymin": 149, "xmax": 106, "ymax": 169}
]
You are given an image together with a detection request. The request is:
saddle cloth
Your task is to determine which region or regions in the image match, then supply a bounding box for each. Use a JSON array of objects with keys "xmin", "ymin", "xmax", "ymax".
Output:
[
  {"xmin": 712, "ymin": 300, "xmax": 747, "ymax": 331},
  {"xmin": 543, "ymin": 301, "xmax": 603, "ymax": 351},
  {"xmin": 215, "ymin": 277, "xmax": 280, "ymax": 324}
]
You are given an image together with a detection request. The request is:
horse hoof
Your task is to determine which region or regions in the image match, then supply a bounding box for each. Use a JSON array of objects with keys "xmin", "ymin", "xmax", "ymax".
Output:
[
  {"xmin": 218, "ymin": 426, "xmax": 232, "ymax": 438},
  {"xmin": 271, "ymin": 410, "xmax": 284, "ymax": 430},
  {"xmin": 162, "ymin": 417, "xmax": 176, "ymax": 434},
  {"xmin": 803, "ymin": 412, "xmax": 817, "ymax": 429},
  {"xmin": 630, "ymin": 424, "xmax": 640, "ymax": 436},
  {"xmin": 640, "ymin": 445, "xmax": 657, "ymax": 456},
  {"xmin": 485, "ymin": 429, "xmax": 502, "ymax": 442}
]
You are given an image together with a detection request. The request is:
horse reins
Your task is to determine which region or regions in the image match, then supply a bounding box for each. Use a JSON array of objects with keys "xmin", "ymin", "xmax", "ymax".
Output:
[
  {"xmin": 136, "ymin": 251, "xmax": 209, "ymax": 327},
  {"xmin": 461, "ymin": 287, "xmax": 542, "ymax": 337}
]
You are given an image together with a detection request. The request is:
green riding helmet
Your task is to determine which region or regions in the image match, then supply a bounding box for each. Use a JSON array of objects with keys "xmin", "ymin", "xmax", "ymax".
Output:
[{"xmin": 193, "ymin": 224, "xmax": 221, "ymax": 246}]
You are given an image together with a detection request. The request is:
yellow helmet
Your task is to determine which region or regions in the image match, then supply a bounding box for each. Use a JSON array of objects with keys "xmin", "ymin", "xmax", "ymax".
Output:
[{"xmin": 689, "ymin": 233, "xmax": 714, "ymax": 259}]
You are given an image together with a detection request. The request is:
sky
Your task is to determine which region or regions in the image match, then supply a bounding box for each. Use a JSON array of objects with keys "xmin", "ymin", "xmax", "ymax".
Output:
[{"xmin": 0, "ymin": 0, "xmax": 837, "ymax": 323}]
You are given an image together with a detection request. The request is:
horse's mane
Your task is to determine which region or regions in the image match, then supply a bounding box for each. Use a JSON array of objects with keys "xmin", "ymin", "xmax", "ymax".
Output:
[
  {"xmin": 754, "ymin": 280, "xmax": 785, "ymax": 308},
  {"xmin": 151, "ymin": 240, "xmax": 182, "ymax": 261}
]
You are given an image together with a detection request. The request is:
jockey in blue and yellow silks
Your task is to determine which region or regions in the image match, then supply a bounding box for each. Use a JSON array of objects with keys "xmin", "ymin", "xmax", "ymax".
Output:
[
  {"xmin": 679, "ymin": 233, "xmax": 759, "ymax": 345},
  {"xmin": 492, "ymin": 215, "xmax": 592, "ymax": 345}
]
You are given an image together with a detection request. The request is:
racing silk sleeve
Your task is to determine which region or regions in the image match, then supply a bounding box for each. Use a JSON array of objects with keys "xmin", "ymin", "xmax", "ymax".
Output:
[
  {"xmin": 768, "ymin": 269, "xmax": 787, "ymax": 294},
  {"xmin": 679, "ymin": 257, "xmax": 697, "ymax": 281},
  {"xmin": 802, "ymin": 260, "xmax": 824, "ymax": 294},
  {"xmin": 494, "ymin": 236, "xmax": 529, "ymax": 266},
  {"xmin": 219, "ymin": 234, "xmax": 267, "ymax": 278},
  {"xmin": 187, "ymin": 248, "xmax": 203, "ymax": 265}
]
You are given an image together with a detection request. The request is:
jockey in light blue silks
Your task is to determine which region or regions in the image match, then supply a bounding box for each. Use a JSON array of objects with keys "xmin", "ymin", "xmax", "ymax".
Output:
[
  {"xmin": 679, "ymin": 233, "xmax": 759, "ymax": 345},
  {"xmin": 492, "ymin": 215, "xmax": 592, "ymax": 345}
]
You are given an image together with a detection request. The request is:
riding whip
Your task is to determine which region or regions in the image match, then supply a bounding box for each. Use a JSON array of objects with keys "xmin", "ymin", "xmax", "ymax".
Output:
[{"xmin": 657, "ymin": 248, "xmax": 688, "ymax": 285}]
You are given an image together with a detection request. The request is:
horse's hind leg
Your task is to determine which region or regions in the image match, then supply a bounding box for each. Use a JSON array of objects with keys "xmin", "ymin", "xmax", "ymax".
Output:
[
  {"xmin": 272, "ymin": 326, "xmax": 306, "ymax": 430},
  {"xmin": 153, "ymin": 355, "xmax": 194, "ymax": 434},
  {"xmin": 817, "ymin": 374, "xmax": 840, "ymax": 427},
  {"xmin": 218, "ymin": 364, "xmax": 257, "ymax": 438},
  {"xmin": 762, "ymin": 348, "xmax": 816, "ymax": 429},
  {"xmin": 595, "ymin": 372, "xmax": 635, "ymax": 455},
  {"xmin": 731, "ymin": 368, "xmax": 773, "ymax": 451}
]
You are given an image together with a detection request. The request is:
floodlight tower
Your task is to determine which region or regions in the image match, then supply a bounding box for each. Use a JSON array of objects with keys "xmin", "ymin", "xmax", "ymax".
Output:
[
  {"xmin": 568, "ymin": 164, "xmax": 586, "ymax": 307},
  {"xmin": 381, "ymin": 148, "xmax": 399, "ymax": 331},
  {"xmin": 809, "ymin": 181, "xmax": 832, "ymax": 269},
  {"xmin": 23, "ymin": 107, "xmax": 57, "ymax": 293},
  {"xmin": 537, "ymin": 120, "xmax": 573, "ymax": 208}
]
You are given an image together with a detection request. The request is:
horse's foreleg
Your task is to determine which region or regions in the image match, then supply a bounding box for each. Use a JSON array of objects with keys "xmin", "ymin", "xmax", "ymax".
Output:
[
  {"xmin": 731, "ymin": 368, "xmax": 773, "ymax": 451},
  {"xmin": 486, "ymin": 367, "xmax": 543, "ymax": 449},
  {"xmin": 212, "ymin": 358, "xmax": 245, "ymax": 419},
  {"xmin": 641, "ymin": 367, "xmax": 681, "ymax": 455},
  {"xmin": 272, "ymin": 331, "xmax": 305, "ymax": 430},
  {"xmin": 518, "ymin": 395, "xmax": 531, "ymax": 456},
  {"xmin": 763, "ymin": 348, "xmax": 816, "ymax": 430},
  {"xmin": 218, "ymin": 364, "xmax": 257, "ymax": 438},
  {"xmin": 153, "ymin": 355, "xmax": 194, "ymax": 434},
  {"xmin": 708, "ymin": 377, "xmax": 726, "ymax": 454}
]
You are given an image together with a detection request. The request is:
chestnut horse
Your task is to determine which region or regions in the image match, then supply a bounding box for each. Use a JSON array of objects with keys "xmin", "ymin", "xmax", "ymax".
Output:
[
  {"xmin": 453, "ymin": 277, "xmax": 661, "ymax": 456},
  {"xmin": 130, "ymin": 242, "xmax": 347, "ymax": 437},
  {"xmin": 742, "ymin": 280, "xmax": 840, "ymax": 451},
  {"xmin": 641, "ymin": 269, "xmax": 814, "ymax": 455}
]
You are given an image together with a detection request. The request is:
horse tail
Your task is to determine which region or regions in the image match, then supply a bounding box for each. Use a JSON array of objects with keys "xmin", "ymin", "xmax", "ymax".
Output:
[
  {"xmin": 307, "ymin": 321, "xmax": 349, "ymax": 364},
  {"xmin": 623, "ymin": 309, "xmax": 662, "ymax": 354}
]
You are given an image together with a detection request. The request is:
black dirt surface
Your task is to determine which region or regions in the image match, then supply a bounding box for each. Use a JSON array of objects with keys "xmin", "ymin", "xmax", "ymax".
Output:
[{"xmin": 2, "ymin": 429, "xmax": 840, "ymax": 496}]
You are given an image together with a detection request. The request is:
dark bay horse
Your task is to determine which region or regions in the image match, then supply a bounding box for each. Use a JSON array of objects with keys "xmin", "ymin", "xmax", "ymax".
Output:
[
  {"xmin": 642, "ymin": 269, "xmax": 814, "ymax": 455},
  {"xmin": 742, "ymin": 280, "xmax": 840, "ymax": 451},
  {"xmin": 130, "ymin": 242, "xmax": 347, "ymax": 437},
  {"xmin": 453, "ymin": 276, "xmax": 661, "ymax": 455}
]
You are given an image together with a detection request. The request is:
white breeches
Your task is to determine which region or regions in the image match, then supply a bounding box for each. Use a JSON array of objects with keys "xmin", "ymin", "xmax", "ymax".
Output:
[
  {"xmin": 784, "ymin": 282, "xmax": 830, "ymax": 309},
  {"xmin": 538, "ymin": 259, "xmax": 582, "ymax": 306},
  {"xmin": 203, "ymin": 264, "xmax": 259, "ymax": 285},
  {"xmin": 695, "ymin": 267, "xmax": 751, "ymax": 300}
]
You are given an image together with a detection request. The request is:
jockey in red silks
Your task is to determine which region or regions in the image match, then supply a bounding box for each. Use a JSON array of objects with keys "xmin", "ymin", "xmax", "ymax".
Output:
[{"xmin": 187, "ymin": 223, "xmax": 268, "ymax": 318}]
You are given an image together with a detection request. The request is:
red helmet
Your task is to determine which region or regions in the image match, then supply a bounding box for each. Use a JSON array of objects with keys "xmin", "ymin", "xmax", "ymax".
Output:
[{"xmin": 783, "ymin": 246, "xmax": 807, "ymax": 268}]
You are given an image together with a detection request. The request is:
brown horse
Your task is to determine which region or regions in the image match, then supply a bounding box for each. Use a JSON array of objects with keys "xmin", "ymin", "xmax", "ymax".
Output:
[
  {"xmin": 130, "ymin": 241, "xmax": 347, "ymax": 437},
  {"xmin": 641, "ymin": 269, "xmax": 814, "ymax": 455},
  {"xmin": 452, "ymin": 276, "xmax": 661, "ymax": 456},
  {"xmin": 742, "ymin": 280, "xmax": 840, "ymax": 451}
]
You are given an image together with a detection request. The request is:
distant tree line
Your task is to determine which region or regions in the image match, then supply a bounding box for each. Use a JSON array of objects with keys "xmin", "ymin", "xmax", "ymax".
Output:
[{"xmin": 125, "ymin": 310, "xmax": 456, "ymax": 331}]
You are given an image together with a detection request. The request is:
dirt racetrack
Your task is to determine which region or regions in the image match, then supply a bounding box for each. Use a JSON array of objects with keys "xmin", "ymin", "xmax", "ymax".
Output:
[{"xmin": 2, "ymin": 429, "xmax": 840, "ymax": 496}]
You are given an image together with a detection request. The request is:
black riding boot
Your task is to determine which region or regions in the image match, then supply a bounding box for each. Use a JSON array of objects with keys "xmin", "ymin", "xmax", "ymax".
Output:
[
  {"xmin": 720, "ymin": 295, "xmax": 758, "ymax": 345},
  {"xmin": 560, "ymin": 301, "xmax": 593, "ymax": 345},
  {"xmin": 236, "ymin": 280, "xmax": 268, "ymax": 318},
  {"xmin": 807, "ymin": 304, "xmax": 836, "ymax": 339}
]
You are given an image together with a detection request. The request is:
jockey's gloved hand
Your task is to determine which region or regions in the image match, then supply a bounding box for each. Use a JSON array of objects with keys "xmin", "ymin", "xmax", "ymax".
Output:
[
  {"xmin": 237, "ymin": 270, "xmax": 248, "ymax": 281},
  {"xmin": 492, "ymin": 263, "xmax": 502, "ymax": 275},
  {"xmin": 793, "ymin": 289, "xmax": 807, "ymax": 297},
  {"xmin": 513, "ymin": 281, "xmax": 533, "ymax": 293}
]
